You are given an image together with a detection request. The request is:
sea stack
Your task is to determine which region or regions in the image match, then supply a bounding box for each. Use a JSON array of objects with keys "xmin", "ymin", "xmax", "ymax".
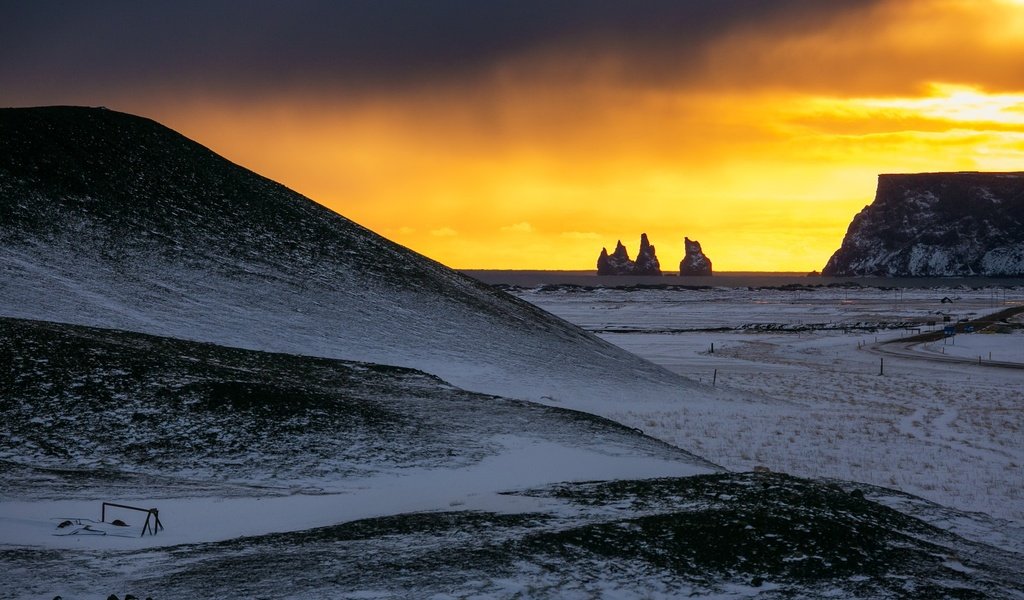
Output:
[
  {"xmin": 597, "ymin": 240, "xmax": 634, "ymax": 275},
  {"xmin": 679, "ymin": 237, "xmax": 712, "ymax": 276},
  {"xmin": 634, "ymin": 233, "xmax": 662, "ymax": 275},
  {"xmin": 597, "ymin": 234, "xmax": 662, "ymax": 275}
]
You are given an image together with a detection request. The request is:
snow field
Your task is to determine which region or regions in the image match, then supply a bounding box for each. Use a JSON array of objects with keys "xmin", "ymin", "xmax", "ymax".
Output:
[
  {"xmin": 0, "ymin": 317, "xmax": 715, "ymax": 555},
  {"xmin": 918, "ymin": 329, "xmax": 1024, "ymax": 364},
  {"xmin": 515, "ymin": 285, "xmax": 1024, "ymax": 522},
  {"xmin": 1, "ymin": 437, "xmax": 708, "ymax": 551}
]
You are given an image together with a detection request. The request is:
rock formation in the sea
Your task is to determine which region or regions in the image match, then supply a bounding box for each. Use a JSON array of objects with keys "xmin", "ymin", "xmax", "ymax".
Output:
[
  {"xmin": 822, "ymin": 172, "xmax": 1024, "ymax": 276},
  {"xmin": 596, "ymin": 248, "xmax": 611, "ymax": 273},
  {"xmin": 597, "ymin": 241, "xmax": 633, "ymax": 275},
  {"xmin": 597, "ymin": 234, "xmax": 662, "ymax": 275},
  {"xmin": 634, "ymin": 233, "xmax": 662, "ymax": 275},
  {"xmin": 679, "ymin": 237, "xmax": 713, "ymax": 276}
]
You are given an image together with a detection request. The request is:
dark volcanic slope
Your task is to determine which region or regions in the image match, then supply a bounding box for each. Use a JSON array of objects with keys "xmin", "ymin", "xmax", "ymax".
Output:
[
  {"xmin": 823, "ymin": 172, "xmax": 1024, "ymax": 276},
  {"xmin": 0, "ymin": 316, "xmax": 711, "ymax": 501},
  {"xmin": 0, "ymin": 106, "xmax": 693, "ymax": 405}
]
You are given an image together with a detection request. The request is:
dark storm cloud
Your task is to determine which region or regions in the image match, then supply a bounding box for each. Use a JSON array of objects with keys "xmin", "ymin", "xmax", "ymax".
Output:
[{"xmin": 0, "ymin": 0, "xmax": 878, "ymax": 103}]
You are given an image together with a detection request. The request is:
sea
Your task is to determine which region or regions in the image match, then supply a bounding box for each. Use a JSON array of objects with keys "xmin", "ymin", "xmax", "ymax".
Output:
[{"xmin": 460, "ymin": 270, "xmax": 1024, "ymax": 289}]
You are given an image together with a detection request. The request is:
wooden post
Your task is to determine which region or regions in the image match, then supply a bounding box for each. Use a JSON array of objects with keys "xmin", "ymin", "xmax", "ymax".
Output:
[
  {"xmin": 713, "ymin": 369, "xmax": 718, "ymax": 386},
  {"xmin": 879, "ymin": 358, "xmax": 884, "ymax": 376},
  {"xmin": 710, "ymin": 342, "xmax": 714, "ymax": 354}
]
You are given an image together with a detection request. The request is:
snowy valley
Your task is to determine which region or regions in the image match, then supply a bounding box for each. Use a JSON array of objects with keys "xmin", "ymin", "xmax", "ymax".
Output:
[{"xmin": 2, "ymin": 107, "xmax": 1023, "ymax": 599}]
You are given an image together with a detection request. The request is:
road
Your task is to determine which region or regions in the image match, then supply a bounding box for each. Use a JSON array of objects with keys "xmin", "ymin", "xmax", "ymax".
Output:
[{"xmin": 871, "ymin": 304, "xmax": 1024, "ymax": 370}]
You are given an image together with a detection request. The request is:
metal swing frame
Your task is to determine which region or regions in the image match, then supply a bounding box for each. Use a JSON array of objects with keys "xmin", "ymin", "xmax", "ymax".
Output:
[{"xmin": 101, "ymin": 502, "xmax": 164, "ymax": 537}]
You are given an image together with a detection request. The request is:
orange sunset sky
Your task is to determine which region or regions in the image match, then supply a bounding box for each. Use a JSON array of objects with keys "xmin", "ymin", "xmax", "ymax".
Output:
[{"xmin": 4, "ymin": 0, "xmax": 1024, "ymax": 271}]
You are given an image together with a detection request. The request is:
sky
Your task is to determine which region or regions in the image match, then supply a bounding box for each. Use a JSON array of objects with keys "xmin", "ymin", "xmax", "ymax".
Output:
[{"xmin": 3, "ymin": 0, "xmax": 1023, "ymax": 271}]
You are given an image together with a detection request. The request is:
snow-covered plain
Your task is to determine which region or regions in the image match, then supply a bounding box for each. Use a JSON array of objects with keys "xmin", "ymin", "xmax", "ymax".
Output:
[
  {"xmin": 510, "ymin": 283, "xmax": 1024, "ymax": 523},
  {"xmin": 918, "ymin": 328, "xmax": 1024, "ymax": 364},
  {"xmin": 4, "ymin": 285, "xmax": 1022, "ymax": 599}
]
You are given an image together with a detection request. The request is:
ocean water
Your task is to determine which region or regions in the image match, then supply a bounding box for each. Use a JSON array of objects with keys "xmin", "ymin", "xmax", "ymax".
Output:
[{"xmin": 461, "ymin": 270, "xmax": 1024, "ymax": 289}]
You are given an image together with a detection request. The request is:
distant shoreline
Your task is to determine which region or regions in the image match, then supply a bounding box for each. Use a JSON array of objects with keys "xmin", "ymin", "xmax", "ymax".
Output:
[{"xmin": 460, "ymin": 270, "xmax": 1024, "ymax": 289}]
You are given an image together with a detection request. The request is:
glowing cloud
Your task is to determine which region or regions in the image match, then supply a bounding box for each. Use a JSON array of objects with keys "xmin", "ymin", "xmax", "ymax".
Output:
[{"xmin": 853, "ymin": 84, "xmax": 1024, "ymax": 126}]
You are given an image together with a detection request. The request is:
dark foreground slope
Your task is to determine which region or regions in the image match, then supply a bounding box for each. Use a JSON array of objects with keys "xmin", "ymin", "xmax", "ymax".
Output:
[
  {"xmin": 0, "ymin": 316, "xmax": 712, "ymax": 501},
  {"xmin": 0, "ymin": 106, "xmax": 691, "ymax": 406},
  {"xmin": 823, "ymin": 172, "xmax": 1024, "ymax": 276},
  {"xmin": 10, "ymin": 477, "xmax": 1024, "ymax": 600},
  {"xmin": 2, "ymin": 318, "xmax": 1021, "ymax": 599}
]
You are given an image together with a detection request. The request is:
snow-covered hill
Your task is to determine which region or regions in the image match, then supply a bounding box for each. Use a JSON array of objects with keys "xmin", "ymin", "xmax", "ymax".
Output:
[
  {"xmin": 823, "ymin": 172, "xmax": 1024, "ymax": 276},
  {"xmin": 1, "ymin": 316, "xmax": 715, "ymax": 504},
  {"xmin": 0, "ymin": 106, "xmax": 695, "ymax": 409}
]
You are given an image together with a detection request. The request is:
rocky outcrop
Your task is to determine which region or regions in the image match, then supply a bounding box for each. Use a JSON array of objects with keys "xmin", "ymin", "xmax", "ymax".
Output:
[
  {"xmin": 679, "ymin": 237, "xmax": 712, "ymax": 276},
  {"xmin": 634, "ymin": 233, "xmax": 661, "ymax": 275},
  {"xmin": 597, "ymin": 234, "xmax": 662, "ymax": 275},
  {"xmin": 823, "ymin": 172, "xmax": 1024, "ymax": 276}
]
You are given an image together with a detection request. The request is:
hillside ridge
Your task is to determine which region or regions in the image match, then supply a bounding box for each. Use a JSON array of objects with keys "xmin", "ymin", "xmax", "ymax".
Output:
[{"xmin": 0, "ymin": 106, "xmax": 695, "ymax": 407}]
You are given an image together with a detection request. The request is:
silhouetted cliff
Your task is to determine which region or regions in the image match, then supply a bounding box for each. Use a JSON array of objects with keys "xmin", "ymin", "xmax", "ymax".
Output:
[{"xmin": 823, "ymin": 172, "xmax": 1024, "ymax": 276}]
